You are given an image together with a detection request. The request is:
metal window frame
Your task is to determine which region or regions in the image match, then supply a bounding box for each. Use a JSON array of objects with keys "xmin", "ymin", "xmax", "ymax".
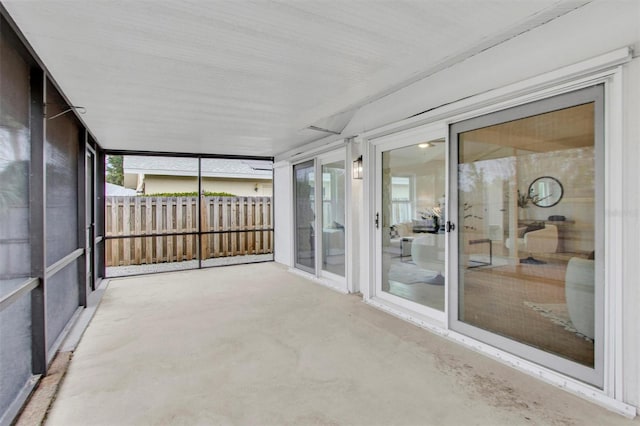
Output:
[{"xmin": 102, "ymin": 150, "xmax": 274, "ymax": 278}]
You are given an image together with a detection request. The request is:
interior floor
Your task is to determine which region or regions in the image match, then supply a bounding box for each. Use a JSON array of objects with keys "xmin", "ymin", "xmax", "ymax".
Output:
[{"xmin": 383, "ymin": 242, "xmax": 594, "ymax": 367}]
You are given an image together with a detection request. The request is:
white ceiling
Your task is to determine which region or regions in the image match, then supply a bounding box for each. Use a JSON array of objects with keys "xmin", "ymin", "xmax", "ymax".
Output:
[{"xmin": 3, "ymin": 0, "xmax": 586, "ymax": 157}]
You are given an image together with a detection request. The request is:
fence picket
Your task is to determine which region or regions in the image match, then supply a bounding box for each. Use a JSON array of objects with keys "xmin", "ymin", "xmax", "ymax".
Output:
[
  {"xmin": 176, "ymin": 197, "xmax": 184, "ymax": 261},
  {"xmin": 214, "ymin": 198, "xmax": 221, "ymax": 258},
  {"xmin": 122, "ymin": 197, "xmax": 131, "ymax": 265},
  {"xmin": 256, "ymin": 197, "xmax": 263, "ymax": 254},
  {"xmin": 133, "ymin": 197, "xmax": 142, "ymax": 264},
  {"xmin": 231, "ymin": 197, "xmax": 238, "ymax": 256},
  {"xmin": 200, "ymin": 196, "xmax": 209, "ymax": 259},
  {"xmin": 105, "ymin": 195, "xmax": 272, "ymax": 267},
  {"xmin": 221, "ymin": 198, "xmax": 228, "ymax": 256},
  {"xmin": 167, "ymin": 197, "xmax": 174, "ymax": 262},
  {"xmin": 156, "ymin": 198, "xmax": 163, "ymax": 262},
  {"xmin": 145, "ymin": 197, "xmax": 153, "ymax": 264}
]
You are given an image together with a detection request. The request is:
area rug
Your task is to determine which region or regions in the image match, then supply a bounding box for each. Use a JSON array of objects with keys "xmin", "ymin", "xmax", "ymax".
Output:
[
  {"xmin": 388, "ymin": 262, "xmax": 438, "ymax": 284},
  {"xmin": 523, "ymin": 301, "xmax": 593, "ymax": 342}
]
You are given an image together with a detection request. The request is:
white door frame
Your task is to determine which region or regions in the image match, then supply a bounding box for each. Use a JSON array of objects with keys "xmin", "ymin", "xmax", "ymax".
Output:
[
  {"xmin": 371, "ymin": 122, "xmax": 448, "ymax": 324},
  {"xmin": 316, "ymin": 149, "xmax": 348, "ymax": 288},
  {"xmin": 291, "ymin": 147, "xmax": 350, "ymax": 293}
]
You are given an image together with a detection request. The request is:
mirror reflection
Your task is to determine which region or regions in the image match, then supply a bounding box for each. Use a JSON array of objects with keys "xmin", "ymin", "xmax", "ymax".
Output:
[{"xmin": 529, "ymin": 176, "xmax": 563, "ymax": 208}]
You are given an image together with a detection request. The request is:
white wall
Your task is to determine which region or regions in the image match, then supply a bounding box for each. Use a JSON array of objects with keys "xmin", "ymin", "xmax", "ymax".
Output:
[
  {"xmin": 273, "ymin": 162, "xmax": 292, "ymax": 266},
  {"xmin": 621, "ymin": 57, "xmax": 640, "ymax": 411},
  {"xmin": 274, "ymin": 0, "xmax": 640, "ymax": 409}
]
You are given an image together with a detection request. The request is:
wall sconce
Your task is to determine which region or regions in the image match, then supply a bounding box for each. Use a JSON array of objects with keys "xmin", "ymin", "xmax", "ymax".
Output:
[{"xmin": 352, "ymin": 156, "xmax": 363, "ymax": 179}]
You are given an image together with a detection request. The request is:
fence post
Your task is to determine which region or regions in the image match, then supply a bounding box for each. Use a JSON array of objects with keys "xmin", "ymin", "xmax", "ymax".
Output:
[
  {"xmin": 155, "ymin": 197, "xmax": 163, "ymax": 263},
  {"xmin": 145, "ymin": 197, "xmax": 153, "ymax": 264},
  {"xmin": 167, "ymin": 197, "xmax": 174, "ymax": 262}
]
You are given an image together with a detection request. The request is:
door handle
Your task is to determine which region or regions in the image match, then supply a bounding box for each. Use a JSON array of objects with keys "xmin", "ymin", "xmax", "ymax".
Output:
[
  {"xmin": 375, "ymin": 213, "xmax": 379, "ymax": 229},
  {"xmin": 446, "ymin": 221, "xmax": 455, "ymax": 232}
]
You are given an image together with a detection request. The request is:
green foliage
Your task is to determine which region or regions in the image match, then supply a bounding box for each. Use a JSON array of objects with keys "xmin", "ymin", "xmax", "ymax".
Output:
[
  {"xmin": 106, "ymin": 155, "xmax": 124, "ymax": 186},
  {"xmin": 0, "ymin": 161, "xmax": 28, "ymax": 211},
  {"xmin": 140, "ymin": 191, "xmax": 237, "ymax": 197}
]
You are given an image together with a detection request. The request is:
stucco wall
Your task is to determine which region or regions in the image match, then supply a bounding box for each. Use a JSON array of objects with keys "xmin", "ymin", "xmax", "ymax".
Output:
[
  {"xmin": 143, "ymin": 175, "xmax": 272, "ymax": 197},
  {"xmin": 273, "ymin": 164, "xmax": 292, "ymax": 265}
]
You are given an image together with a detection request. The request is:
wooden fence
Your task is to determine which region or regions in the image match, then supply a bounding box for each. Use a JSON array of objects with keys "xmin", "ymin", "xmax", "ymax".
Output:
[{"xmin": 105, "ymin": 196, "xmax": 272, "ymax": 267}]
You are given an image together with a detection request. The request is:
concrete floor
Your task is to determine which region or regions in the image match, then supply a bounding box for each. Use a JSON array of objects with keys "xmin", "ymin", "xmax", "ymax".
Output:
[{"xmin": 47, "ymin": 263, "xmax": 635, "ymax": 426}]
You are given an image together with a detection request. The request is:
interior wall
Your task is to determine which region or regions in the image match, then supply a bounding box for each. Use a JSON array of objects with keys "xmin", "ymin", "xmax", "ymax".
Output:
[{"xmin": 518, "ymin": 147, "xmax": 595, "ymax": 253}]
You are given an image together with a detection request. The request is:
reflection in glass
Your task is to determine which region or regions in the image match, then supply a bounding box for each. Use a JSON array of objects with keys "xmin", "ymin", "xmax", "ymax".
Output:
[
  {"xmin": 381, "ymin": 140, "xmax": 445, "ymax": 311},
  {"xmin": 321, "ymin": 161, "xmax": 345, "ymax": 277},
  {"xmin": 458, "ymin": 102, "xmax": 596, "ymax": 367},
  {"xmin": 294, "ymin": 161, "xmax": 315, "ymax": 273},
  {"xmin": 0, "ymin": 34, "xmax": 34, "ymax": 406},
  {"xmin": 0, "ymin": 34, "xmax": 31, "ymax": 288}
]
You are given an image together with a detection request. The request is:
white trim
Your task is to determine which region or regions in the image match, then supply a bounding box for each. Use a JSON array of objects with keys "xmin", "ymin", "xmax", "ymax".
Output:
[
  {"xmin": 290, "ymin": 148, "xmax": 350, "ymax": 293},
  {"xmin": 604, "ymin": 67, "xmax": 625, "ymax": 401},
  {"xmin": 369, "ymin": 122, "xmax": 447, "ymax": 148},
  {"xmin": 360, "ymin": 138, "xmax": 374, "ymax": 300},
  {"xmin": 361, "ymin": 47, "xmax": 632, "ymax": 141},
  {"xmin": 278, "ymin": 138, "xmax": 348, "ymax": 163},
  {"xmin": 374, "ymin": 291, "xmax": 446, "ymax": 324},
  {"xmin": 369, "ymin": 122, "xmax": 448, "ymax": 323},
  {"xmin": 287, "ymin": 268, "xmax": 349, "ymax": 294},
  {"xmin": 345, "ymin": 140, "xmax": 355, "ymax": 293},
  {"xmin": 363, "ymin": 297, "xmax": 637, "ymax": 419}
]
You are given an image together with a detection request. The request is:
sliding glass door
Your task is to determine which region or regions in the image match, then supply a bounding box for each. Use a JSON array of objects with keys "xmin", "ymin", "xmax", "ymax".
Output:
[
  {"xmin": 450, "ymin": 85, "xmax": 604, "ymax": 387},
  {"xmin": 374, "ymin": 124, "xmax": 447, "ymax": 319},
  {"xmin": 320, "ymin": 158, "xmax": 346, "ymax": 279},
  {"xmin": 294, "ymin": 160, "xmax": 316, "ymax": 274},
  {"xmin": 293, "ymin": 151, "xmax": 347, "ymax": 287}
]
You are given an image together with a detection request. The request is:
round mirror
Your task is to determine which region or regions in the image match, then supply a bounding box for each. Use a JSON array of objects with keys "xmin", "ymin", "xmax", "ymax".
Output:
[{"xmin": 529, "ymin": 176, "xmax": 563, "ymax": 208}]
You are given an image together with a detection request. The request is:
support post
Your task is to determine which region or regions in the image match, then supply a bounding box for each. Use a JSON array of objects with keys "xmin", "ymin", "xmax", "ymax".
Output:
[
  {"xmin": 29, "ymin": 68, "xmax": 47, "ymax": 375},
  {"xmin": 77, "ymin": 130, "xmax": 88, "ymax": 307}
]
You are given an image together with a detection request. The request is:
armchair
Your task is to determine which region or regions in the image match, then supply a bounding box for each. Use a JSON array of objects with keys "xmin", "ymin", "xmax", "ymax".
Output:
[
  {"xmin": 411, "ymin": 234, "xmax": 445, "ymax": 285},
  {"xmin": 564, "ymin": 257, "xmax": 594, "ymax": 339},
  {"xmin": 506, "ymin": 224, "xmax": 558, "ymax": 264}
]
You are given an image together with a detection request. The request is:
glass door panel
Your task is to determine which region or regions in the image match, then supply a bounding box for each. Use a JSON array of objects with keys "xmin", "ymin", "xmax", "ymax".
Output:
[
  {"xmin": 294, "ymin": 160, "xmax": 316, "ymax": 273},
  {"xmin": 381, "ymin": 139, "xmax": 446, "ymax": 311},
  {"xmin": 321, "ymin": 160, "xmax": 346, "ymax": 277},
  {"xmin": 452, "ymin": 85, "xmax": 603, "ymax": 386}
]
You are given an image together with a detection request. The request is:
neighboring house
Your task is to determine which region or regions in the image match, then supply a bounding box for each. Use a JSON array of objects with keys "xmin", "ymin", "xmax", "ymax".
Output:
[
  {"xmin": 105, "ymin": 183, "xmax": 137, "ymax": 196},
  {"xmin": 122, "ymin": 157, "xmax": 273, "ymax": 196}
]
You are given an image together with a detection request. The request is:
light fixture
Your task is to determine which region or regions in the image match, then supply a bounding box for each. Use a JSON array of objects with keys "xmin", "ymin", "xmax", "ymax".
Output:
[
  {"xmin": 418, "ymin": 142, "xmax": 432, "ymax": 148},
  {"xmin": 352, "ymin": 156, "xmax": 363, "ymax": 179}
]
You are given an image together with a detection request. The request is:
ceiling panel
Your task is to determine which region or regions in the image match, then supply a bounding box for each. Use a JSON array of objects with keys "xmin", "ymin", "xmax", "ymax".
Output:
[{"xmin": 3, "ymin": 0, "xmax": 584, "ymax": 156}]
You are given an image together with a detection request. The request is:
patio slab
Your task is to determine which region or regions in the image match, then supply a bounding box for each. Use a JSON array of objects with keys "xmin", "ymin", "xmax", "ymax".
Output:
[{"xmin": 46, "ymin": 262, "xmax": 636, "ymax": 425}]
